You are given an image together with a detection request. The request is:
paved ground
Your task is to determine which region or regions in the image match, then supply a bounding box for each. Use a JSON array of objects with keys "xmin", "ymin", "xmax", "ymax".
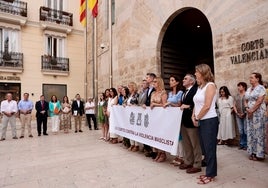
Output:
[{"xmin": 0, "ymin": 119, "xmax": 267, "ymax": 188}]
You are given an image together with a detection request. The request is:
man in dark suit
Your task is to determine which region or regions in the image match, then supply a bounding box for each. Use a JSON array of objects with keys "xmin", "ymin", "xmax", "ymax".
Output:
[
  {"xmin": 72, "ymin": 94, "xmax": 84, "ymax": 133},
  {"xmin": 35, "ymin": 95, "xmax": 49, "ymax": 136},
  {"xmin": 143, "ymin": 73, "xmax": 156, "ymax": 157},
  {"xmin": 179, "ymin": 74, "xmax": 202, "ymax": 174}
]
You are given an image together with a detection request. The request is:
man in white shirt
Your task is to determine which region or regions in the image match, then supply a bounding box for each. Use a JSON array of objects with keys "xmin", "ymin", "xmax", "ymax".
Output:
[
  {"xmin": 85, "ymin": 97, "xmax": 98, "ymax": 130},
  {"xmin": 0, "ymin": 93, "xmax": 18, "ymax": 140}
]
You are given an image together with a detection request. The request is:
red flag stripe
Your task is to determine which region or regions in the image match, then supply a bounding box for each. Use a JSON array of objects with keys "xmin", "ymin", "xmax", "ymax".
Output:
[{"xmin": 80, "ymin": 0, "xmax": 86, "ymax": 26}]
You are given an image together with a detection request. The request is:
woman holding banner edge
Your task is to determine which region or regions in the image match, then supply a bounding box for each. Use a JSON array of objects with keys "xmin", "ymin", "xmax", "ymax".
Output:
[
  {"xmin": 163, "ymin": 75, "xmax": 184, "ymax": 166},
  {"xmin": 150, "ymin": 77, "xmax": 168, "ymax": 162}
]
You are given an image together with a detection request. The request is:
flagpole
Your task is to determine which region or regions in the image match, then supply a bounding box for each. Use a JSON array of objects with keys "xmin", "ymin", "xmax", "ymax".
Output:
[
  {"xmin": 108, "ymin": 0, "xmax": 112, "ymax": 88},
  {"xmin": 93, "ymin": 17, "xmax": 98, "ymax": 100},
  {"xmin": 84, "ymin": 0, "xmax": 88, "ymax": 100}
]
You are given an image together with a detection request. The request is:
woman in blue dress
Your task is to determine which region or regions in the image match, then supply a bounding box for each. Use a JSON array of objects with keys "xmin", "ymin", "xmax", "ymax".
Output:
[{"xmin": 164, "ymin": 75, "xmax": 184, "ymax": 165}]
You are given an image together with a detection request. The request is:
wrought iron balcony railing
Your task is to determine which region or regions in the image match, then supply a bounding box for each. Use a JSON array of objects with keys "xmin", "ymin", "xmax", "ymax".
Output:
[
  {"xmin": 39, "ymin": 6, "xmax": 73, "ymax": 26},
  {"xmin": 0, "ymin": 0, "xmax": 27, "ymax": 17},
  {"xmin": 41, "ymin": 55, "xmax": 69, "ymax": 72},
  {"xmin": 0, "ymin": 51, "xmax": 23, "ymax": 69}
]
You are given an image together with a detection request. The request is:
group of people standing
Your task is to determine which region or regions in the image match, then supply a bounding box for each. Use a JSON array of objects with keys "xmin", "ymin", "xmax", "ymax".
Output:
[
  {"xmin": 97, "ymin": 64, "xmax": 267, "ymax": 185},
  {"xmin": 216, "ymin": 73, "xmax": 267, "ymax": 162},
  {"xmin": 96, "ymin": 64, "xmax": 220, "ymax": 184},
  {"xmin": 1, "ymin": 63, "xmax": 267, "ymax": 185},
  {"xmin": 0, "ymin": 93, "xmax": 99, "ymax": 139}
]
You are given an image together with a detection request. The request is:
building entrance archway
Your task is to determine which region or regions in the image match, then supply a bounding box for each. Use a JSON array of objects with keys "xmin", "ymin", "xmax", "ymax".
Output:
[{"xmin": 161, "ymin": 8, "xmax": 214, "ymax": 88}]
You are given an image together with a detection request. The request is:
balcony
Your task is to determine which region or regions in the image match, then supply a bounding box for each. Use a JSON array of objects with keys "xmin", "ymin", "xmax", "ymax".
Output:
[
  {"xmin": 0, "ymin": 0, "xmax": 27, "ymax": 26},
  {"xmin": 0, "ymin": 51, "xmax": 23, "ymax": 73},
  {"xmin": 41, "ymin": 55, "xmax": 69, "ymax": 76},
  {"xmin": 39, "ymin": 6, "xmax": 73, "ymax": 33}
]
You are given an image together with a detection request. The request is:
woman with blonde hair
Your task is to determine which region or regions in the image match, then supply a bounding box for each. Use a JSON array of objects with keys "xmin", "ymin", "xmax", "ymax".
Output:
[
  {"xmin": 125, "ymin": 82, "xmax": 139, "ymax": 151},
  {"xmin": 150, "ymin": 77, "xmax": 168, "ymax": 162},
  {"xmin": 192, "ymin": 64, "xmax": 219, "ymax": 184}
]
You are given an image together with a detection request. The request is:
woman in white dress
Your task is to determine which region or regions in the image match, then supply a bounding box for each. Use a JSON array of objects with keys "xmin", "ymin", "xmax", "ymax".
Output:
[
  {"xmin": 217, "ymin": 86, "xmax": 236, "ymax": 145},
  {"xmin": 107, "ymin": 87, "xmax": 118, "ymax": 143}
]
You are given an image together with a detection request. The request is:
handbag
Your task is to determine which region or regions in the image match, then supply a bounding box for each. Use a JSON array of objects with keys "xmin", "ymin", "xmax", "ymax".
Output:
[{"xmin": 54, "ymin": 107, "xmax": 60, "ymax": 114}]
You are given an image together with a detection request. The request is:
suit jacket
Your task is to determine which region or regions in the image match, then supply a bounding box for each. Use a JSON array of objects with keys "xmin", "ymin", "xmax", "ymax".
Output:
[
  {"xmin": 72, "ymin": 100, "xmax": 84, "ymax": 116},
  {"xmin": 138, "ymin": 88, "xmax": 148, "ymax": 105},
  {"xmin": 182, "ymin": 85, "xmax": 198, "ymax": 128},
  {"xmin": 145, "ymin": 87, "xmax": 155, "ymax": 106},
  {"xmin": 35, "ymin": 100, "xmax": 49, "ymax": 118}
]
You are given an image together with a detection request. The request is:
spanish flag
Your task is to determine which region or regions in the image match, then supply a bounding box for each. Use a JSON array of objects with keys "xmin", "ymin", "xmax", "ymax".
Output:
[
  {"xmin": 79, "ymin": 0, "xmax": 86, "ymax": 26},
  {"xmin": 89, "ymin": 0, "xmax": 98, "ymax": 17}
]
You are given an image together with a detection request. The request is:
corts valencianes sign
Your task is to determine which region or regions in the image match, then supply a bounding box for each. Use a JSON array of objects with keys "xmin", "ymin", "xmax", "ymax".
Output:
[{"xmin": 231, "ymin": 38, "xmax": 268, "ymax": 64}]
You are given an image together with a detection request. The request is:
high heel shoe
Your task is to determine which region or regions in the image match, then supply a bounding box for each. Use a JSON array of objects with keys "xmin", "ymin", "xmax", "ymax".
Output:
[
  {"xmin": 157, "ymin": 152, "xmax": 166, "ymax": 162},
  {"xmin": 154, "ymin": 152, "xmax": 161, "ymax": 161},
  {"xmin": 128, "ymin": 145, "xmax": 134, "ymax": 151}
]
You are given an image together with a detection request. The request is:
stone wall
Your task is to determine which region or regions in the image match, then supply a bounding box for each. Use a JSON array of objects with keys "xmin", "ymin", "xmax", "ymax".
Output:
[{"xmin": 88, "ymin": 0, "xmax": 268, "ymax": 95}]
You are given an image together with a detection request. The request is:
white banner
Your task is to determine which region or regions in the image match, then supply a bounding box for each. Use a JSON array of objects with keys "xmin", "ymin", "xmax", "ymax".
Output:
[{"xmin": 109, "ymin": 106, "xmax": 182, "ymax": 155}]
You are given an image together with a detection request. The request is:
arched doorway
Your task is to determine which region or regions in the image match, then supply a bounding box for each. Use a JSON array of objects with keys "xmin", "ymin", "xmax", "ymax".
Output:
[{"xmin": 161, "ymin": 8, "xmax": 213, "ymax": 89}]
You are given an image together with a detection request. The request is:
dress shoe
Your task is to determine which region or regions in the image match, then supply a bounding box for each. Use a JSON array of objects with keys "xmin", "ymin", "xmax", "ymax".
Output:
[
  {"xmin": 89, "ymin": 128, "xmax": 92, "ymax": 130},
  {"xmin": 13, "ymin": 136, "xmax": 18, "ymax": 139},
  {"xmin": 29, "ymin": 135, "xmax": 33, "ymax": 138},
  {"xmin": 79, "ymin": 130, "xmax": 83, "ymax": 132},
  {"xmin": 43, "ymin": 133, "xmax": 48, "ymax": 136},
  {"xmin": 179, "ymin": 164, "xmax": 193, "ymax": 170},
  {"xmin": 151, "ymin": 152, "xmax": 158, "ymax": 159},
  {"xmin": 186, "ymin": 167, "xmax": 201, "ymax": 174},
  {"xmin": 75, "ymin": 130, "xmax": 78, "ymax": 133},
  {"xmin": 0, "ymin": 138, "xmax": 5, "ymax": 141},
  {"xmin": 38, "ymin": 134, "xmax": 41, "ymax": 136},
  {"xmin": 19, "ymin": 136, "xmax": 24, "ymax": 139},
  {"xmin": 238, "ymin": 146, "xmax": 244, "ymax": 150},
  {"xmin": 95, "ymin": 127, "xmax": 99, "ymax": 130}
]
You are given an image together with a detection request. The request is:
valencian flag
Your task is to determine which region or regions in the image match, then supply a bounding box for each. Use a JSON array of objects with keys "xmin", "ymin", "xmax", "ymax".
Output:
[
  {"xmin": 79, "ymin": 0, "xmax": 86, "ymax": 26},
  {"xmin": 89, "ymin": 0, "xmax": 98, "ymax": 17}
]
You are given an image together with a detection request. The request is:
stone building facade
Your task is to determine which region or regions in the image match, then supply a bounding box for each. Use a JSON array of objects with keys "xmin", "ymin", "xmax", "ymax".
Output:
[
  {"xmin": 0, "ymin": 0, "xmax": 85, "ymax": 103},
  {"xmin": 87, "ymin": 0, "xmax": 268, "ymax": 96}
]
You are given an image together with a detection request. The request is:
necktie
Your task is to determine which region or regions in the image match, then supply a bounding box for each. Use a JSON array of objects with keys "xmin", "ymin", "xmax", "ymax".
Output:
[
  {"xmin": 183, "ymin": 89, "xmax": 188, "ymax": 101},
  {"xmin": 41, "ymin": 101, "xmax": 44, "ymax": 110}
]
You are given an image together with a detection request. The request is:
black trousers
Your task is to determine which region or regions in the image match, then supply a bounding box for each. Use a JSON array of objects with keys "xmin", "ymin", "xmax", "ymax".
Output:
[
  {"xmin": 37, "ymin": 115, "xmax": 47, "ymax": 134},
  {"xmin": 199, "ymin": 117, "xmax": 219, "ymax": 177},
  {"xmin": 143, "ymin": 144, "xmax": 152, "ymax": 152},
  {"xmin": 86, "ymin": 114, "xmax": 97, "ymax": 129}
]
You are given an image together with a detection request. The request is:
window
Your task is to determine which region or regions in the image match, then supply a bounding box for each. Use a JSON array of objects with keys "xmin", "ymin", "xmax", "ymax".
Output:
[
  {"xmin": 0, "ymin": 28, "xmax": 19, "ymax": 52},
  {"xmin": 46, "ymin": 0, "xmax": 64, "ymax": 11},
  {"xmin": 45, "ymin": 35, "xmax": 65, "ymax": 57}
]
